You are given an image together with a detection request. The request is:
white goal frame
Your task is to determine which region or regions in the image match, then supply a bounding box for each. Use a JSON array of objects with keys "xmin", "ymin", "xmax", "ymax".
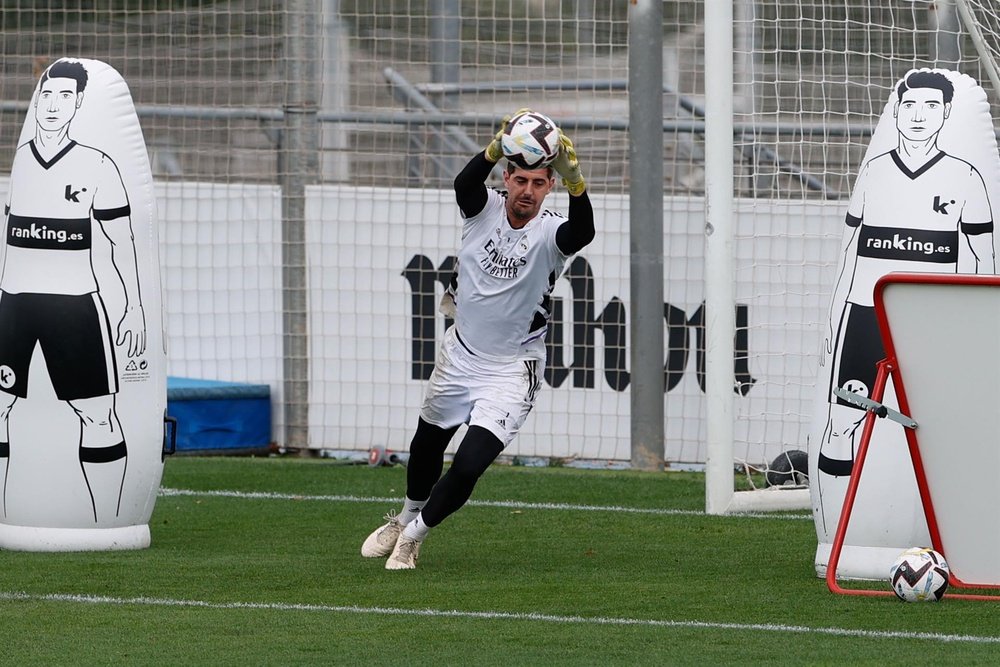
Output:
[
  {"xmin": 957, "ymin": 0, "xmax": 1000, "ymax": 94},
  {"xmin": 703, "ymin": 4, "xmax": 812, "ymax": 514}
]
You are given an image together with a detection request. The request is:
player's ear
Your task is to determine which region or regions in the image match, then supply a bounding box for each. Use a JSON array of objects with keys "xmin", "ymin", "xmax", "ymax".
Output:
[
  {"xmin": 892, "ymin": 100, "xmax": 899, "ymax": 117},
  {"xmin": 76, "ymin": 92, "xmax": 84, "ymax": 109},
  {"xmin": 943, "ymin": 102, "xmax": 951, "ymax": 119}
]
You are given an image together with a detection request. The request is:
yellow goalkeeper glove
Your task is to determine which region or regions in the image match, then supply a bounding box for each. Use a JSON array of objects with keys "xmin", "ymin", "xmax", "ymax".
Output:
[
  {"xmin": 550, "ymin": 129, "xmax": 586, "ymax": 196},
  {"xmin": 484, "ymin": 108, "xmax": 532, "ymax": 163}
]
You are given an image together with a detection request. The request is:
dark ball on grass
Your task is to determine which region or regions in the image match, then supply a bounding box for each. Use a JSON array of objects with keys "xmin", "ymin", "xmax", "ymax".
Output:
[{"xmin": 765, "ymin": 449, "xmax": 808, "ymax": 487}]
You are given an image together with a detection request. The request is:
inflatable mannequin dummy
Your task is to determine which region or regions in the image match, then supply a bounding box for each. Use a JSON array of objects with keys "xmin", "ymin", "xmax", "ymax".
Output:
[
  {"xmin": 809, "ymin": 69, "xmax": 1000, "ymax": 579},
  {"xmin": 0, "ymin": 58, "xmax": 167, "ymax": 551}
]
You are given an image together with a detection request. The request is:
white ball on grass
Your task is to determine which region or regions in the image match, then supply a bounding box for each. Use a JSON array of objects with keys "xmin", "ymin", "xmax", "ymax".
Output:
[{"xmin": 889, "ymin": 547, "xmax": 950, "ymax": 602}]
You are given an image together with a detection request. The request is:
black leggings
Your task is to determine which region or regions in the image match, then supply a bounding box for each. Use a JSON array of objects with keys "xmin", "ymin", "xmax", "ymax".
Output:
[{"xmin": 406, "ymin": 418, "xmax": 504, "ymax": 528}]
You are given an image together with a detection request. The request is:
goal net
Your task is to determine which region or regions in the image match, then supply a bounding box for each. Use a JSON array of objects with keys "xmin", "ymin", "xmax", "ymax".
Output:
[
  {"xmin": 707, "ymin": 0, "xmax": 1000, "ymax": 512},
  {"xmin": 0, "ymin": 3, "xmax": 997, "ymax": 501},
  {"xmin": 958, "ymin": 0, "xmax": 1000, "ymax": 94}
]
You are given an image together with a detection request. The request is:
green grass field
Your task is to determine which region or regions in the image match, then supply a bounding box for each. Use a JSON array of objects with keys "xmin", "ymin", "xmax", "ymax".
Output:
[{"xmin": 1, "ymin": 456, "xmax": 997, "ymax": 665}]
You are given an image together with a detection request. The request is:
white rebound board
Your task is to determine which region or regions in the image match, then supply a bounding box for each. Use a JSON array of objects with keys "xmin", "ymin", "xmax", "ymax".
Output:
[{"xmin": 877, "ymin": 272, "xmax": 1000, "ymax": 588}]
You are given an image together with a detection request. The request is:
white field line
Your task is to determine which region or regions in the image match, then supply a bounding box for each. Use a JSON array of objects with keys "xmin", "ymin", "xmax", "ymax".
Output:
[
  {"xmin": 158, "ymin": 487, "xmax": 812, "ymax": 520},
  {"xmin": 1, "ymin": 591, "xmax": 998, "ymax": 645}
]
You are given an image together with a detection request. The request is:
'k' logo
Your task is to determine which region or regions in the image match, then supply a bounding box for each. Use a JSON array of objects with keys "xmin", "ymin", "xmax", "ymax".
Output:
[
  {"xmin": 932, "ymin": 195, "xmax": 953, "ymax": 214},
  {"xmin": 64, "ymin": 184, "xmax": 81, "ymax": 203},
  {"xmin": 0, "ymin": 365, "xmax": 15, "ymax": 389}
]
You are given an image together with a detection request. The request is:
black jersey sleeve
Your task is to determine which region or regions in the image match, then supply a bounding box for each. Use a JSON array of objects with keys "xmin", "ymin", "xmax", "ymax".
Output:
[
  {"xmin": 555, "ymin": 190, "xmax": 596, "ymax": 255},
  {"xmin": 454, "ymin": 151, "xmax": 495, "ymax": 218}
]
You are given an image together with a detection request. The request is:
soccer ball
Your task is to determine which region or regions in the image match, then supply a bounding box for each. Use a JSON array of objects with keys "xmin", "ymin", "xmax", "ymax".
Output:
[
  {"xmin": 889, "ymin": 547, "xmax": 950, "ymax": 602},
  {"xmin": 501, "ymin": 111, "xmax": 560, "ymax": 170}
]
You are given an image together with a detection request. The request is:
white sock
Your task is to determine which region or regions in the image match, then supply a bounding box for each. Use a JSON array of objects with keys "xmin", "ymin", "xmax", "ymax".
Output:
[
  {"xmin": 399, "ymin": 497, "xmax": 424, "ymax": 526},
  {"xmin": 402, "ymin": 513, "xmax": 430, "ymax": 542}
]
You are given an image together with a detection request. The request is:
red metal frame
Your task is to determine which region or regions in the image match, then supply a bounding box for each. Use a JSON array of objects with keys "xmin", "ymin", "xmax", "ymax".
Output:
[{"xmin": 826, "ymin": 272, "xmax": 1000, "ymax": 601}]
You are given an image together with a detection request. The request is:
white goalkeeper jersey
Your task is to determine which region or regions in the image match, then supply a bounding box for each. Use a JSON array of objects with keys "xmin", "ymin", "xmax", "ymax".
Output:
[{"xmin": 454, "ymin": 187, "xmax": 569, "ymax": 362}]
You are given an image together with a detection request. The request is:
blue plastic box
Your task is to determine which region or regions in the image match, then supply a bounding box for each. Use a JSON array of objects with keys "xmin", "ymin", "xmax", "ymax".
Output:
[{"xmin": 167, "ymin": 377, "xmax": 272, "ymax": 453}]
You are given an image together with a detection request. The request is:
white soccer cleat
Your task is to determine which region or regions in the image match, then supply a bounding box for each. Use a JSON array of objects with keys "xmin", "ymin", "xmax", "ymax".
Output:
[
  {"xmin": 361, "ymin": 512, "xmax": 403, "ymax": 558},
  {"xmin": 385, "ymin": 534, "xmax": 422, "ymax": 570}
]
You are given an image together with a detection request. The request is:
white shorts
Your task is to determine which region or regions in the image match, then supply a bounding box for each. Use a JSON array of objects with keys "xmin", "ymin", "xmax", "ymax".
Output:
[{"xmin": 420, "ymin": 326, "xmax": 544, "ymax": 447}]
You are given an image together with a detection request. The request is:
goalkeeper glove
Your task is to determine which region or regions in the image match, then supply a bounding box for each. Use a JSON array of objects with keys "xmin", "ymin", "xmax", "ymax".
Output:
[
  {"xmin": 484, "ymin": 108, "xmax": 532, "ymax": 163},
  {"xmin": 550, "ymin": 129, "xmax": 586, "ymax": 196}
]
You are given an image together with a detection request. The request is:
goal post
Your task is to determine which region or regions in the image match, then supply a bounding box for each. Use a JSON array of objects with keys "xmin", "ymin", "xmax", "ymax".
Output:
[
  {"xmin": 704, "ymin": 0, "xmax": 812, "ymax": 514},
  {"xmin": 703, "ymin": 0, "xmax": 737, "ymax": 514},
  {"xmin": 956, "ymin": 0, "xmax": 1000, "ymax": 94}
]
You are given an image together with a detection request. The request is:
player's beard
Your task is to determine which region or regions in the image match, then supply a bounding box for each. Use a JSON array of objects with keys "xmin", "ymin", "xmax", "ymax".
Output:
[{"xmin": 509, "ymin": 197, "xmax": 537, "ymax": 222}]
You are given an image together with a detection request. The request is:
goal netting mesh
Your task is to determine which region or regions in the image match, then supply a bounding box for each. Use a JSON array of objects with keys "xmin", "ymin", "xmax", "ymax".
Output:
[
  {"xmin": 724, "ymin": 0, "xmax": 1000, "ymax": 503},
  {"xmin": 0, "ymin": 2, "xmax": 997, "ymax": 489}
]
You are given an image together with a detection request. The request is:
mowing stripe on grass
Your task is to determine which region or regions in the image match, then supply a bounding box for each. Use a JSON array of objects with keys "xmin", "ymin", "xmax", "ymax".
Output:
[
  {"xmin": 1, "ymin": 591, "xmax": 996, "ymax": 645},
  {"xmin": 158, "ymin": 487, "xmax": 811, "ymax": 520}
]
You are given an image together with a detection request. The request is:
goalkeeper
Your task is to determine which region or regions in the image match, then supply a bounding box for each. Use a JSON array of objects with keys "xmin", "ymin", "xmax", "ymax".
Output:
[{"xmin": 361, "ymin": 110, "xmax": 595, "ymax": 570}]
